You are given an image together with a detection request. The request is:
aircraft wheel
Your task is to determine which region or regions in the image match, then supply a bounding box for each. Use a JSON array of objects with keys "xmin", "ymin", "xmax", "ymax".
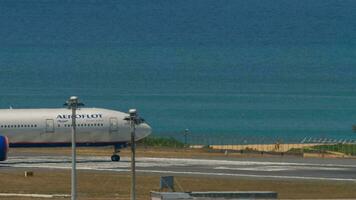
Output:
[{"xmin": 111, "ymin": 155, "xmax": 120, "ymax": 162}]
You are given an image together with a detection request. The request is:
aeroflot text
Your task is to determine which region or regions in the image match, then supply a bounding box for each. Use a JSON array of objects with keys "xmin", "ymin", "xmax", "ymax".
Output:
[{"xmin": 56, "ymin": 114, "xmax": 103, "ymax": 119}]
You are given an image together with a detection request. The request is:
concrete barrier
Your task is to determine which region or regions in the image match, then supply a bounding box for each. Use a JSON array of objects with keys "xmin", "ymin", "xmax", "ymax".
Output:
[{"xmin": 191, "ymin": 191, "xmax": 278, "ymax": 199}]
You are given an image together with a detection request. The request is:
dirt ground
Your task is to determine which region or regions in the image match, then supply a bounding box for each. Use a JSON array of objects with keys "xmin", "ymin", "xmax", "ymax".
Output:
[{"xmin": 1, "ymin": 170, "xmax": 356, "ymax": 200}]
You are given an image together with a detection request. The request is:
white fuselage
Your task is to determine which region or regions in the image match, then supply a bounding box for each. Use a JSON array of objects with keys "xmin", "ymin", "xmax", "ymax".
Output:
[{"xmin": 0, "ymin": 108, "xmax": 151, "ymax": 147}]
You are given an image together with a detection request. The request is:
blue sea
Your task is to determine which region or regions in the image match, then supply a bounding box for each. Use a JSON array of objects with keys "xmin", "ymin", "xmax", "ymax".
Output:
[{"xmin": 0, "ymin": 0, "xmax": 356, "ymax": 142}]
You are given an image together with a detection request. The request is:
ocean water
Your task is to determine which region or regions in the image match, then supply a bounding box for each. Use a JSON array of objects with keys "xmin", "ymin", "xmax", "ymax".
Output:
[{"xmin": 0, "ymin": 1, "xmax": 356, "ymax": 142}]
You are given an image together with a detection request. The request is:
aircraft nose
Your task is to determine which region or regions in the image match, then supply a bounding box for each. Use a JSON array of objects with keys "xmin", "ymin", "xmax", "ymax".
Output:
[{"xmin": 135, "ymin": 122, "xmax": 152, "ymax": 140}]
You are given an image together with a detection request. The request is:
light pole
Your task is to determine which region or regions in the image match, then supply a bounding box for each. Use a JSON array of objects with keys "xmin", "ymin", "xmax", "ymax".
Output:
[
  {"xmin": 184, "ymin": 129, "xmax": 189, "ymax": 148},
  {"xmin": 125, "ymin": 109, "xmax": 138, "ymax": 200},
  {"xmin": 64, "ymin": 96, "xmax": 84, "ymax": 200}
]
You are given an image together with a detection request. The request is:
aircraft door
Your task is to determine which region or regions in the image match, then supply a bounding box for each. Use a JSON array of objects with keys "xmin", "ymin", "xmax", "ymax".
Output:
[
  {"xmin": 109, "ymin": 117, "xmax": 118, "ymax": 133},
  {"xmin": 45, "ymin": 119, "xmax": 55, "ymax": 133}
]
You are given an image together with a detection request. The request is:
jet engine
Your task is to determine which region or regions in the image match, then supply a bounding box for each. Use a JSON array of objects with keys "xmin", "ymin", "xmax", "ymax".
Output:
[{"xmin": 0, "ymin": 135, "xmax": 9, "ymax": 161}]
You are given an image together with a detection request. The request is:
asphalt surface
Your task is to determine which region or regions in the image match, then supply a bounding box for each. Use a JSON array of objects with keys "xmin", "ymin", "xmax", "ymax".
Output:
[{"xmin": 1, "ymin": 155, "xmax": 356, "ymax": 182}]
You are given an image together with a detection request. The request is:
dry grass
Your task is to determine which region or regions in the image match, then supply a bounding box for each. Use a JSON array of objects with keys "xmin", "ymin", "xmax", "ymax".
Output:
[
  {"xmin": 1, "ymin": 170, "xmax": 356, "ymax": 200},
  {"xmin": 9, "ymin": 146, "xmax": 281, "ymax": 159}
]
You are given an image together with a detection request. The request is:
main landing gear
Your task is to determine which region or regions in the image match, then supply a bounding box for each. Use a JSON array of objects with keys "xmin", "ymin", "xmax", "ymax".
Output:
[
  {"xmin": 111, "ymin": 145, "xmax": 121, "ymax": 162},
  {"xmin": 111, "ymin": 154, "xmax": 120, "ymax": 162}
]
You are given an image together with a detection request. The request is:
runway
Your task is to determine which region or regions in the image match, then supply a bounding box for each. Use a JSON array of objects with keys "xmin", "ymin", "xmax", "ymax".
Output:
[{"xmin": 2, "ymin": 155, "xmax": 356, "ymax": 182}]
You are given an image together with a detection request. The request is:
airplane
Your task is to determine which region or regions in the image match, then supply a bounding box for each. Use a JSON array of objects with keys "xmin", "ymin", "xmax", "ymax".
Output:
[{"xmin": 0, "ymin": 107, "xmax": 152, "ymax": 162}]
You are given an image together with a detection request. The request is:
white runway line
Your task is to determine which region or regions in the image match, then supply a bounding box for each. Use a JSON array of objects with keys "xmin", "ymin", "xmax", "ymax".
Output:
[
  {"xmin": 215, "ymin": 166, "xmax": 349, "ymax": 172},
  {"xmin": 0, "ymin": 193, "xmax": 70, "ymax": 198},
  {"xmin": 141, "ymin": 157, "xmax": 356, "ymax": 168}
]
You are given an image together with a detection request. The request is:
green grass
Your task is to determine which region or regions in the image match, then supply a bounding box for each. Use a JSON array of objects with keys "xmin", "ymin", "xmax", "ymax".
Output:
[
  {"xmin": 288, "ymin": 143, "xmax": 356, "ymax": 155},
  {"xmin": 139, "ymin": 136, "xmax": 185, "ymax": 147},
  {"xmin": 312, "ymin": 144, "xmax": 356, "ymax": 155}
]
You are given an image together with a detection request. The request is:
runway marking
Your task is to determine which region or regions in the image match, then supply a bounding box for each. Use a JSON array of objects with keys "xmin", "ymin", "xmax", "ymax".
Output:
[
  {"xmin": 3, "ymin": 156, "xmax": 356, "ymax": 182},
  {"xmin": 215, "ymin": 166, "xmax": 349, "ymax": 172},
  {"xmin": 142, "ymin": 157, "xmax": 356, "ymax": 168},
  {"xmin": 0, "ymin": 193, "xmax": 70, "ymax": 198}
]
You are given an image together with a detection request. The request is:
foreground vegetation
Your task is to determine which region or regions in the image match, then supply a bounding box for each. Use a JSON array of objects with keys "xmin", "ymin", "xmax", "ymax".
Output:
[
  {"xmin": 288, "ymin": 143, "xmax": 356, "ymax": 155},
  {"xmin": 139, "ymin": 136, "xmax": 185, "ymax": 148}
]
